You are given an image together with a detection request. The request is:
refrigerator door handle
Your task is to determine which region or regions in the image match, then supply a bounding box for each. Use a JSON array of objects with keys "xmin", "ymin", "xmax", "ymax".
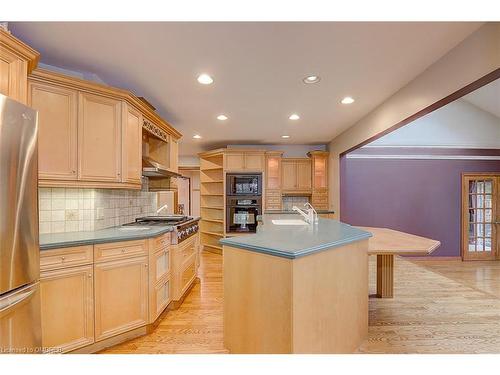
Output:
[{"xmin": 0, "ymin": 285, "xmax": 36, "ymax": 314}]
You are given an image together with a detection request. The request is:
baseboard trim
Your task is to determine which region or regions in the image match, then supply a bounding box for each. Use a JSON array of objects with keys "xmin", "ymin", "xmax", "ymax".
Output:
[{"xmin": 70, "ymin": 326, "xmax": 147, "ymax": 354}]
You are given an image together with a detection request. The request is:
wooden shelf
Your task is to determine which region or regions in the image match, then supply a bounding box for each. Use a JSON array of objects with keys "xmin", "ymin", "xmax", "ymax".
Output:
[
  {"xmin": 201, "ymin": 180, "xmax": 224, "ymax": 183},
  {"xmin": 202, "ymin": 166, "xmax": 223, "ymax": 171},
  {"xmin": 201, "ymin": 231, "xmax": 225, "ymax": 238},
  {"xmin": 201, "ymin": 206, "xmax": 224, "ymax": 210},
  {"xmin": 204, "ymin": 244, "xmax": 222, "ymax": 251},
  {"xmin": 200, "ymin": 193, "xmax": 223, "ymax": 196}
]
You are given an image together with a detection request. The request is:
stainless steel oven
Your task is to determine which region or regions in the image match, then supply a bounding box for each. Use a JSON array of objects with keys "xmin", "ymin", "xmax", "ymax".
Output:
[
  {"xmin": 226, "ymin": 173, "xmax": 262, "ymax": 196},
  {"xmin": 226, "ymin": 197, "xmax": 262, "ymax": 233}
]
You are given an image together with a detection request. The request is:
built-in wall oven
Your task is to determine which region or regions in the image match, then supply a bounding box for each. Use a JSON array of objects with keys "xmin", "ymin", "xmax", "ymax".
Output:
[
  {"xmin": 226, "ymin": 173, "xmax": 262, "ymax": 196},
  {"xmin": 226, "ymin": 197, "xmax": 262, "ymax": 233}
]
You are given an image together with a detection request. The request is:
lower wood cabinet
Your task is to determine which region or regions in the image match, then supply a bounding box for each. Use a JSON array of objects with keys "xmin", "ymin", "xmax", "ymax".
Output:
[
  {"xmin": 94, "ymin": 256, "xmax": 149, "ymax": 342},
  {"xmin": 150, "ymin": 277, "xmax": 171, "ymax": 323},
  {"xmin": 40, "ymin": 264, "xmax": 94, "ymax": 353}
]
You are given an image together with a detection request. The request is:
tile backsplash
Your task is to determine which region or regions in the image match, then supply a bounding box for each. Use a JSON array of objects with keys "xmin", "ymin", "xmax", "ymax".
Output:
[
  {"xmin": 39, "ymin": 188, "xmax": 158, "ymax": 234},
  {"xmin": 282, "ymin": 196, "xmax": 310, "ymax": 211}
]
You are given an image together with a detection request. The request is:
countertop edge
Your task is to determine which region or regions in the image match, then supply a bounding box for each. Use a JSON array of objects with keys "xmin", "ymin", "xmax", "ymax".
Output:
[
  {"xmin": 39, "ymin": 227, "xmax": 174, "ymax": 251},
  {"xmin": 219, "ymin": 232, "xmax": 372, "ymax": 259}
]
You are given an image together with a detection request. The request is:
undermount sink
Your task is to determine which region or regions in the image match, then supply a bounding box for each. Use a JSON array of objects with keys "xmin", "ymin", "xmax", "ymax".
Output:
[
  {"xmin": 118, "ymin": 226, "xmax": 151, "ymax": 231},
  {"xmin": 271, "ymin": 219, "xmax": 309, "ymax": 226}
]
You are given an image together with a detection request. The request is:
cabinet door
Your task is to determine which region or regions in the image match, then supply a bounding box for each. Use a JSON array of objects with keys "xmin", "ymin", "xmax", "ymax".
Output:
[
  {"xmin": 313, "ymin": 156, "xmax": 328, "ymax": 189},
  {"xmin": 0, "ymin": 50, "xmax": 27, "ymax": 104},
  {"xmin": 122, "ymin": 103, "xmax": 142, "ymax": 184},
  {"xmin": 225, "ymin": 153, "xmax": 245, "ymax": 171},
  {"xmin": 40, "ymin": 265, "xmax": 94, "ymax": 352},
  {"xmin": 150, "ymin": 277, "xmax": 171, "ymax": 323},
  {"xmin": 244, "ymin": 153, "xmax": 264, "ymax": 171},
  {"xmin": 282, "ymin": 161, "xmax": 297, "ymax": 190},
  {"xmin": 94, "ymin": 256, "xmax": 148, "ymax": 341},
  {"xmin": 29, "ymin": 82, "xmax": 78, "ymax": 180},
  {"xmin": 266, "ymin": 155, "xmax": 281, "ymax": 189},
  {"xmin": 297, "ymin": 160, "xmax": 312, "ymax": 190},
  {"xmin": 78, "ymin": 92, "xmax": 121, "ymax": 182}
]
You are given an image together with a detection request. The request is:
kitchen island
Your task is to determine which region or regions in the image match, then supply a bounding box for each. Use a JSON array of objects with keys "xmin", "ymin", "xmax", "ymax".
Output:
[{"xmin": 220, "ymin": 214, "xmax": 372, "ymax": 354}]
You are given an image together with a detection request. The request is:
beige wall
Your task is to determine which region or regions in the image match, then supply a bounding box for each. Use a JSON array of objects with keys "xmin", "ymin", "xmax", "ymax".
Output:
[{"xmin": 328, "ymin": 23, "xmax": 500, "ymax": 219}]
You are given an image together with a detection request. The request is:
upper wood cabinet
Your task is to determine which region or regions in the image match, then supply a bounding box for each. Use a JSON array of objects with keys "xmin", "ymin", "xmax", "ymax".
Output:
[
  {"xmin": 29, "ymin": 81, "xmax": 78, "ymax": 180},
  {"xmin": 78, "ymin": 92, "xmax": 122, "ymax": 182},
  {"xmin": 309, "ymin": 151, "xmax": 329, "ymax": 189},
  {"xmin": 282, "ymin": 159, "xmax": 311, "ymax": 192},
  {"xmin": 122, "ymin": 104, "xmax": 142, "ymax": 184},
  {"xmin": 169, "ymin": 136, "xmax": 179, "ymax": 173},
  {"xmin": 266, "ymin": 152, "xmax": 283, "ymax": 190},
  {"xmin": 0, "ymin": 28, "xmax": 39, "ymax": 104},
  {"xmin": 225, "ymin": 151, "xmax": 265, "ymax": 172}
]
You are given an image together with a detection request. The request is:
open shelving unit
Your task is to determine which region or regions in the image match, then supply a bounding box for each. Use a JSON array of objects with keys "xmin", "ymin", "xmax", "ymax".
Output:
[{"xmin": 199, "ymin": 150, "xmax": 225, "ymax": 254}]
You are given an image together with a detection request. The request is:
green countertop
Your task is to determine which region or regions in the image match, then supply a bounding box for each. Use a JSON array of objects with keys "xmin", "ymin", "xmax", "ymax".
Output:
[{"xmin": 219, "ymin": 213, "xmax": 371, "ymax": 259}]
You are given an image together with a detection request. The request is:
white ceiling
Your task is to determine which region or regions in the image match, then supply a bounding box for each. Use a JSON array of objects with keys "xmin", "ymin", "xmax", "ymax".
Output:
[
  {"xmin": 462, "ymin": 79, "xmax": 500, "ymax": 118},
  {"xmin": 9, "ymin": 22, "xmax": 482, "ymax": 156}
]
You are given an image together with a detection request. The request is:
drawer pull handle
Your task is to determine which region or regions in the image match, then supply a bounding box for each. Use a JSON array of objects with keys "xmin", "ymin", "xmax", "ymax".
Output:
[
  {"xmin": 121, "ymin": 249, "xmax": 126, "ymax": 253},
  {"xmin": 88, "ymin": 274, "xmax": 92, "ymax": 278},
  {"xmin": 61, "ymin": 257, "xmax": 65, "ymax": 261}
]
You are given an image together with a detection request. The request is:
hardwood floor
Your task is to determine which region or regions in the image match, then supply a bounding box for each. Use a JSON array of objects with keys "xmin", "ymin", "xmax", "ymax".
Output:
[{"xmin": 102, "ymin": 251, "xmax": 500, "ymax": 354}]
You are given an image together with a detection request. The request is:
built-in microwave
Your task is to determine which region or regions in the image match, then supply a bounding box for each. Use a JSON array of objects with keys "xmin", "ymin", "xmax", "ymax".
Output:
[{"xmin": 226, "ymin": 173, "xmax": 262, "ymax": 196}]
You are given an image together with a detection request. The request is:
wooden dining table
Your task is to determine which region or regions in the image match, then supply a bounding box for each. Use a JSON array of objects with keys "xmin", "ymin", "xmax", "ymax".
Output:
[{"xmin": 356, "ymin": 227, "xmax": 441, "ymax": 298}]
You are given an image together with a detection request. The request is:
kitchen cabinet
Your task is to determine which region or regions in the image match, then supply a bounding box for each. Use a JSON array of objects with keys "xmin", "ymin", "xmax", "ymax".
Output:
[
  {"xmin": 122, "ymin": 103, "xmax": 142, "ymax": 184},
  {"xmin": 265, "ymin": 152, "xmax": 283, "ymax": 211},
  {"xmin": 225, "ymin": 151, "xmax": 265, "ymax": 172},
  {"xmin": 171, "ymin": 234, "xmax": 199, "ymax": 301},
  {"xmin": 39, "ymin": 245, "xmax": 94, "ymax": 353},
  {"xmin": 78, "ymin": 92, "xmax": 122, "ymax": 182},
  {"xmin": 94, "ymin": 255, "xmax": 148, "ymax": 341},
  {"xmin": 148, "ymin": 234, "xmax": 172, "ymax": 323},
  {"xmin": 29, "ymin": 82, "xmax": 78, "ymax": 180},
  {"xmin": 282, "ymin": 159, "xmax": 312, "ymax": 193},
  {"xmin": 308, "ymin": 151, "xmax": 329, "ymax": 210},
  {"xmin": 169, "ymin": 136, "xmax": 179, "ymax": 173},
  {"xmin": 0, "ymin": 28, "xmax": 39, "ymax": 104}
]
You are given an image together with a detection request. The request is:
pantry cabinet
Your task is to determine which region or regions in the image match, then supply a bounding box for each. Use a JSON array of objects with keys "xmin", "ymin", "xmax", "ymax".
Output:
[
  {"xmin": 0, "ymin": 28, "xmax": 39, "ymax": 104},
  {"xmin": 28, "ymin": 82, "xmax": 78, "ymax": 180},
  {"xmin": 94, "ymin": 255, "xmax": 149, "ymax": 341},
  {"xmin": 78, "ymin": 92, "xmax": 122, "ymax": 182}
]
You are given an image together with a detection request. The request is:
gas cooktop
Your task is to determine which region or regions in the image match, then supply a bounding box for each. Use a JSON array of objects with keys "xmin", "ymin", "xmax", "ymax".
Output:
[{"xmin": 123, "ymin": 215, "xmax": 192, "ymax": 227}]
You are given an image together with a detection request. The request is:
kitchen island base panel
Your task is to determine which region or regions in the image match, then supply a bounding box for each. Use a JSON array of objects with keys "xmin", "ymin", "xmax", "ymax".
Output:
[
  {"xmin": 223, "ymin": 240, "xmax": 369, "ymax": 354},
  {"xmin": 376, "ymin": 254, "xmax": 394, "ymax": 298}
]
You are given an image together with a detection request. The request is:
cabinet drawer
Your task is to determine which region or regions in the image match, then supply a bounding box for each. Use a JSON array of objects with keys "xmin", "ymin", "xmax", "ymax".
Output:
[
  {"xmin": 40, "ymin": 246, "xmax": 93, "ymax": 271},
  {"xmin": 152, "ymin": 233, "xmax": 171, "ymax": 251},
  {"xmin": 94, "ymin": 240, "xmax": 147, "ymax": 263},
  {"xmin": 179, "ymin": 238, "xmax": 197, "ymax": 261}
]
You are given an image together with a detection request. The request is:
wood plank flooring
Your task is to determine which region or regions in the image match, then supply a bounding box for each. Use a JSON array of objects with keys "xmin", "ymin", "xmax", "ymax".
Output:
[{"xmin": 102, "ymin": 252, "xmax": 500, "ymax": 354}]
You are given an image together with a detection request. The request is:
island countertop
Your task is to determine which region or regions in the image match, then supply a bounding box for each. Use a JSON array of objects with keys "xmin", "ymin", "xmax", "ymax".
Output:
[
  {"xmin": 39, "ymin": 225, "xmax": 174, "ymax": 251},
  {"xmin": 220, "ymin": 214, "xmax": 371, "ymax": 259}
]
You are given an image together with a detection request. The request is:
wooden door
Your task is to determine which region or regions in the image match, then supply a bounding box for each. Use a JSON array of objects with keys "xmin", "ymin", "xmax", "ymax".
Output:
[
  {"xmin": 94, "ymin": 256, "xmax": 148, "ymax": 341},
  {"xmin": 122, "ymin": 103, "xmax": 142, "ymax": 184},
  {"xmin": 462, "ymin": 174, "xmax": 499, "ymax": 260},
  {"xmin": 282, "ymin": 160, "xmax": 297, "ymax": 191},
  {"xmin": 78, "ymin": 92, "xmax": 121, "ymax": 182},
  {"xmin": 225, "ymin": 153, "xmax": 245, "ymax": 171},
  {"xmin": 297, "ymin": 160, "xmax": 312, "ymax": 190},
  {"xmin": 40, "ymin": 265, "xmax": 94, "ymax": 352},
  {"xmin": 29, "ymin": 82, "xmax": 78, "ymax": 180},
  {"xmin": 245, "ymin": 153, "xmax": 264, "ymax": 171},
  {"xmin": 0, "ymin": 50, "xmax": 27, "ymax": 104}
]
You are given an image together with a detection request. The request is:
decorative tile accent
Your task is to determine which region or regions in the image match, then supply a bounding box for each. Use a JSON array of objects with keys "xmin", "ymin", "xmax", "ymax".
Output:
[
  {"xmin": 38, "ymin": 188, "xmax": 157, "ymax": 234},
  {"xmin": 282, "ymin": 196, "xmax": 310, "ymax": 212}
]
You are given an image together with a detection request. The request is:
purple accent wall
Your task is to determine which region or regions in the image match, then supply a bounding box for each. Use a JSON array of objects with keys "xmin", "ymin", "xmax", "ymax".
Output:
[{"xmin": 340, "ymin": 150, "xmax": 500, "ymax": 257}]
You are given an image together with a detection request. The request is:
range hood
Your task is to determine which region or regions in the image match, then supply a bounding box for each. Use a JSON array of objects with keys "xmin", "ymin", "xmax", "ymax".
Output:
[{"xmin": 142, "ymin": 156, "xmax": 182, "ymax": 178}]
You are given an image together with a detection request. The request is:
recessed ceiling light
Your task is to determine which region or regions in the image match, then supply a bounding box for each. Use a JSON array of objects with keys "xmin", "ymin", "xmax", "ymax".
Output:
[
  {"xmin": 281, "ymin": 135, "xmax": 290, "ymax": 139},
  {"xmin": 197, "ymin": 73, "xmax": 213, "ymax": 85},
  {"xmin": 288, "ymin": 114, "xmax": 300, "ymax": 120},
  {"xmin": 341, "ymin": 96, "xmax": 355, "ymax": 104},
  {"xmin": 193, "ymin": 134, "xmax": 202, "ymax": 139},
  {"xmin": 217, "ymin": 114, "xmax": 228, "ymax": 121},
  {"xmin": 303, "ymin": 75, "xmax": 320, "ymax": 84}
]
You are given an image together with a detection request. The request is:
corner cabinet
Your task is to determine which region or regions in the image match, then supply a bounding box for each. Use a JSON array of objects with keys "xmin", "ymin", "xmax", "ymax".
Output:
[
  {"xmin": 0, "ymin": 28, "xmax": 39, "ymax": 104},
  {"xmin": 78, "ymin": 93, "xmax": 122, "ymax": 182},
  {"xmin": 28, "ymin": 82, "xmax": 78, "ymax": 180}
]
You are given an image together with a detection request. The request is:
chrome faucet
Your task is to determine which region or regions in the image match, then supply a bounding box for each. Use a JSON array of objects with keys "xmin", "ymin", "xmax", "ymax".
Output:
[
  {"xmin": 292, "ymin": 203, "xmax": 318, "ymax": 224},
  {"xmin": 156, "ymin": 204, "xmax": 169, "ymax": 215}
]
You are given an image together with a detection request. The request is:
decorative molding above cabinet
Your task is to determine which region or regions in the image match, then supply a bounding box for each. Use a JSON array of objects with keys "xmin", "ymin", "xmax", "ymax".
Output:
[{"xmin": 28, "ymin": 69, "xmax": 182, "ymax": 189}]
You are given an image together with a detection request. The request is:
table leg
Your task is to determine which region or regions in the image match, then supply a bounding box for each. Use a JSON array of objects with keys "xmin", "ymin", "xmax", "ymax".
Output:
[{"xmin": 376, "ymin": 254, "xmax": 394, "ymax": 298}]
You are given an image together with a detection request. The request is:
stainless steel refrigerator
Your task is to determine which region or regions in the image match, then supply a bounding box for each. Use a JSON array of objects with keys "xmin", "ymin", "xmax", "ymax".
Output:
[{"xmin": 0, "ymin": 93, "xmax": 41, "ymax": 353}]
